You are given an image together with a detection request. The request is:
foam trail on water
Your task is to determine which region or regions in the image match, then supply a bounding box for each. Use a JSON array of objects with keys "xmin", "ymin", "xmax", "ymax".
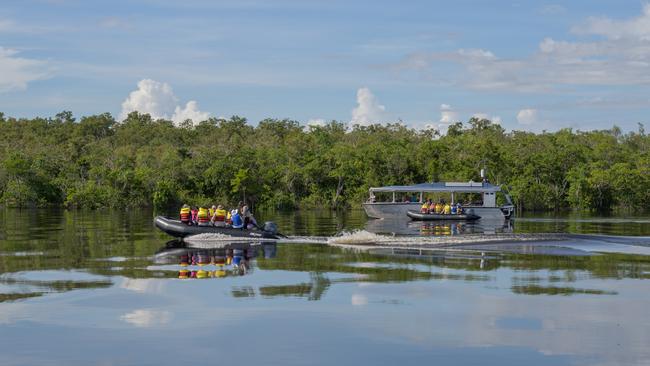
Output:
[{"xmin": 327, "ymin": 230, "xmax": 565, "ymax": 246}]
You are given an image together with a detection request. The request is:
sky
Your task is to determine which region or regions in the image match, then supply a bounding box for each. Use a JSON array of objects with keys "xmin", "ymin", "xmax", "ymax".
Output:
[{"xmin": 1, "ymin": 0, "xmax": 650, "ymax": 132}]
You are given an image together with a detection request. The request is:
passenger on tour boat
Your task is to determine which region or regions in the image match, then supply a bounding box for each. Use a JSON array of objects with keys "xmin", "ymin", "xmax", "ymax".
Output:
[
  {"xmin": 434, "ymin": 201, "xmax": 442, "ymax": 214},
  {"xmin": 209, "ymin": 205, "xmax": 217, "ymax": 219},
  {"xmin": 180, "ymin": 204, "xmax": 191, "ymax": 224},
  {"xmin": 212, "ymin": 205, "xmax": 227, "ymax": 227},
  {"xmin": 443, "ymin": 202, "xmax": 451, "ymax": 215},
  {"xmin": 451, "ymin": 203, "xmax": 457, "ymax": 215},
  {"xmin": 420, "ymin": 201, "xmax": 429, "ymax": 213},
  {"xmin": 456, "ymin": 202, "xmax": 463, "ymax": 214}
]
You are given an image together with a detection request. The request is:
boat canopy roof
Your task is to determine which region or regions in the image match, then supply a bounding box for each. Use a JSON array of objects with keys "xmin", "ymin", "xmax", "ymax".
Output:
[{"xmin": 369, "ymin": 182, "xmax": 501, "ymax": 193}]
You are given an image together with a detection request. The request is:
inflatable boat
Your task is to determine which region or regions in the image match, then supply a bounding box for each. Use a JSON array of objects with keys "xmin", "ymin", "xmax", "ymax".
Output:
[
  {"xmin": 406, "ymin": 210, "xmax": 481, "ymax": 221},
  {"xmin": 154, "ymin": 216, "xmax": 280, "ymax": 239}
]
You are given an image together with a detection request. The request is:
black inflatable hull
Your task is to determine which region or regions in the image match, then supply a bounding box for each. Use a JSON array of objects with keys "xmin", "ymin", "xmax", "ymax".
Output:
[
  {"xmin": 154, "ymin": 216, "xmax": 280, "ymax": 239},
  {"xmin": 406, "ymin": 210, "xmax": 481, "ymax": 221}
]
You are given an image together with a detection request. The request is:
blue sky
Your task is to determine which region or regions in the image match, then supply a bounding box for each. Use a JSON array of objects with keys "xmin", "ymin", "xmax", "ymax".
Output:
[{"xmin": 1, "ymin": 0, "xmax": 649, "ymax": 132}]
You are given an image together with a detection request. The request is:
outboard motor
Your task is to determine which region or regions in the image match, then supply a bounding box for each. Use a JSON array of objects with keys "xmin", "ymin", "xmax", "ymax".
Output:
[{"xmin": 263, "ymin": 221, "xmax": 278, "ymax": 235}]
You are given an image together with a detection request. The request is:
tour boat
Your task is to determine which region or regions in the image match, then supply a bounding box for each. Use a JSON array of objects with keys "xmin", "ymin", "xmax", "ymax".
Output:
[{"xmin": 362, "ymin": 181, "xmax": 514, "ymax": 220}]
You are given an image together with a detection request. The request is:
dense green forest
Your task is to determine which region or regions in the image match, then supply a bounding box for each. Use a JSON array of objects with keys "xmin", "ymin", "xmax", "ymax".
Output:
[{"xmin": 0, "ymin": 111, "xmax": 648, "ymax": 212}]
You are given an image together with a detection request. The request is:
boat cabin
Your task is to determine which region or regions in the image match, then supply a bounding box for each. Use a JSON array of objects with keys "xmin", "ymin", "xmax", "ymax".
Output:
[{"xmin": 367, "ymin": 181, "xmax": 507, "ymax": 208}]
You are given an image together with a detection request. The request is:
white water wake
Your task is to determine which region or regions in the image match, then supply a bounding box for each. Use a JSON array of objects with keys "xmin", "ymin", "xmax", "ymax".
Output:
[{"xmin": 326, "ymin": 230, "xmax": 564, "ymax": 247}]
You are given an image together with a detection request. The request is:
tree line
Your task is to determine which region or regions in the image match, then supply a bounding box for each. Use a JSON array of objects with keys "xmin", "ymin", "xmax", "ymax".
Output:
[{"xmin": 0, "ymin": 111, "xmax": 648, "ymax": 212}]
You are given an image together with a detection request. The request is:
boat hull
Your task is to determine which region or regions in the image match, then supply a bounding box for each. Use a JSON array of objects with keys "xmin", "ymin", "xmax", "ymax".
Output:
[
  {"xmin": 154, "ymin": 216, "xmax": 279, "ymax": 239},
  {"xmin": 406, "ymin": 210, "xmax": 480, "ymax": 221}
]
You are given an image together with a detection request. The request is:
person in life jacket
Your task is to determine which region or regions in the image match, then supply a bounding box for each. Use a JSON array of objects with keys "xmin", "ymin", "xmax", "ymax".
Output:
[
  {"xmin": 451, "ymin": 203, "xmax": 458, "ymax": 215},
  {"xmin": 190, "ymin": 207, "xmax": 199, "ymax": 225},
  {"xmin": 197, "ymin": 206, "xmax": 210, "ymax": 226},
  {"xmin": 443, "ymin": 202, "xmax": 451, "ymax": 215},
  {"xmin": 420, "ymin": 201, "xmax": 429, "ymax": 213},
  {"xmin": 230, "ymin": 209, "xmax": 244, "ymax": 229},
  {"xmin": 209, "ymin": 205, "xmax": 217, "ymax": 219},
  {"xmin": 212, "ymin": 205, "xmax": 227, "ymax": 227},
  {"xmin": 180, "ymin": 204, "xmax": 191, "ymax": 225}
]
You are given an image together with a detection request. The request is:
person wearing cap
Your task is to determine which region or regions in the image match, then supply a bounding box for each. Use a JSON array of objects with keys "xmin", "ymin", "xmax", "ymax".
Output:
[{"xmin": 212, "ymin": 204, "xmax": 227, "ymax": 227}]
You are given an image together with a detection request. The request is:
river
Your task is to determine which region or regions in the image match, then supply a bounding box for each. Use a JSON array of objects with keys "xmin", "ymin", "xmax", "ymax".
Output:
[{"xmin": 1, "ymin": 208, "xmax": 649, "ymax": 365}]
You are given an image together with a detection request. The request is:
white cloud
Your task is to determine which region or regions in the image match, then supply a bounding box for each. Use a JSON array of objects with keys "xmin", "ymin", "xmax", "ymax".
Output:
[
  {"xmin": 395, "ymin": 5, "xmax": 650, "ymax": 91},
  {"xmin": 351, "ymin": 87, "xmax": 386, "ymax": 125},
  {"xmin": 100, "ymin": 17, "xmax": 132, "ymax": 30},
  {"xmin": 120, "ymin": 278, "xmax": 166, "ymax": 294},
  {"xmin": 573, "ymin": 4, "xmax": 650, "ymax": 40},
  {"xmin": 472, "ymin": 113, "xmax": 501, "ymax": 124},
  {"xmin": 120, "ymin": 309, "xmax": 171, "ymax": 328},
  {"xmin": 538, "ymin": 4, "xmax": 566, "ymax": 15},
  {"xmin": 517, "ymin": 109, "xmax": 537, "ymax": 125},
  {"xmin": 173, "ymin": 101, "xmax": 210, "ymax": 124},
  {"xmin": 439, "ymin": 103, "xmax": 458, "ymax": 123},
  {"xmin": 0, "ymin": 47, "xmax": 51, "ymax": 92},
  {"xmin": 120, "ymin": 79, "xmax": 210, "ymax": 125},
  {"xmin": 307, "ymin": 118, "xmax": 326, "ymax": 126}
]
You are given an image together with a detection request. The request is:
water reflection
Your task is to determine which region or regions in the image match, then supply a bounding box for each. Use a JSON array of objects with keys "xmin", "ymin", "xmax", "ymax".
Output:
[
  {"xmin": 2, "ymin": 209, "xmax": 650, "ymax": 365},
  {"xmin": 155, "ymin": 240, "xmax": 277, "ymax": 278},
  {"xmin": 364, "ymin": 217, "xmax": 514, "ymax": 236}
]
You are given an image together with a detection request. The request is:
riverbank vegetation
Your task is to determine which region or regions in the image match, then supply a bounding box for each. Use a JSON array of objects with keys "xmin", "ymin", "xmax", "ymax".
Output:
[{"xmin": 0, "ymin": 111, "xmax": 648, "ymax": 211}]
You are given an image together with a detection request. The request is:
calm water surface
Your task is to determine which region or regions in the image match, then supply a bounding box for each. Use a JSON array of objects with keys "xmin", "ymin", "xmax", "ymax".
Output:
[{"xmin": 1, "ymin": 208, "xmax": 649, "ymax": 366}]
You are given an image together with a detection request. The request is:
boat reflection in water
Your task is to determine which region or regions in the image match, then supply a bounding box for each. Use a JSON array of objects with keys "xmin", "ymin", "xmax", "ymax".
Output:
[
  {"xmin": 154, "ymin": 241, "xmax": 277, "ymax": 279},
  {"xmin": 365, "ymin": 217, "xmax": 513, "ymax": 236}
]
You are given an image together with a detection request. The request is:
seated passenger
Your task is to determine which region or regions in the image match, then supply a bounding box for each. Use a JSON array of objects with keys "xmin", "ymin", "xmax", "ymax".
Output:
[
  {"xmin": 209, "ymin": 205, "xmax": 217, "ymax": 220},
  {"xmin": 434, "ymin": 202, "xmax": 442, "ymax": 214},
  {"xmin": 197, "ymin": 206, "xmax": 210, "ymax": 226},
  {"xmin": 443, "ymin": 203, "xmax": 451, "ymax": 214},
  {"xmin": 212, "ymin": 205, "xmax": 227, "ymax": 227},
  {"xmin": 456, "ymin": 202, "xmax": 463, "ymax": 214},
  {"xmin": 231, "ymin": 209, "xmax": 244, "ymax": 229},
  {"xmin": 420, "ymin": 202, "xmax": 429, "ymax": 213},
  {"xmin": 451, "ymin": 203, "xmax": 457, "ymax": 215},
  {"xmin": 180, "ymin": 204, "xmax": 191, "ymax": 225},
  {"xmin": 241, "ymin": 204, "xmax": 252, "ymax": 229},
  {"xmin": 190, "ymin": 207, "xmax": 198, "ymax": 225}
]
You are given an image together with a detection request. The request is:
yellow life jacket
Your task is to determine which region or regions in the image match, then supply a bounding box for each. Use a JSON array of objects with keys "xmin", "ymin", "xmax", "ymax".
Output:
[
  {"xmin": 214, "ymin": 208, "xmax": 227, "ymax": 221},
  {"xmin": 443, "ymin": 204, "xmax": 451, "ymax": 214},
  {"xmin": 198, "ymin": 207, "xmax": 209, "ymax": 222},
  {"xmin": 180, "ymin": 207, "xmax": 191, "ymax": 222}
]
